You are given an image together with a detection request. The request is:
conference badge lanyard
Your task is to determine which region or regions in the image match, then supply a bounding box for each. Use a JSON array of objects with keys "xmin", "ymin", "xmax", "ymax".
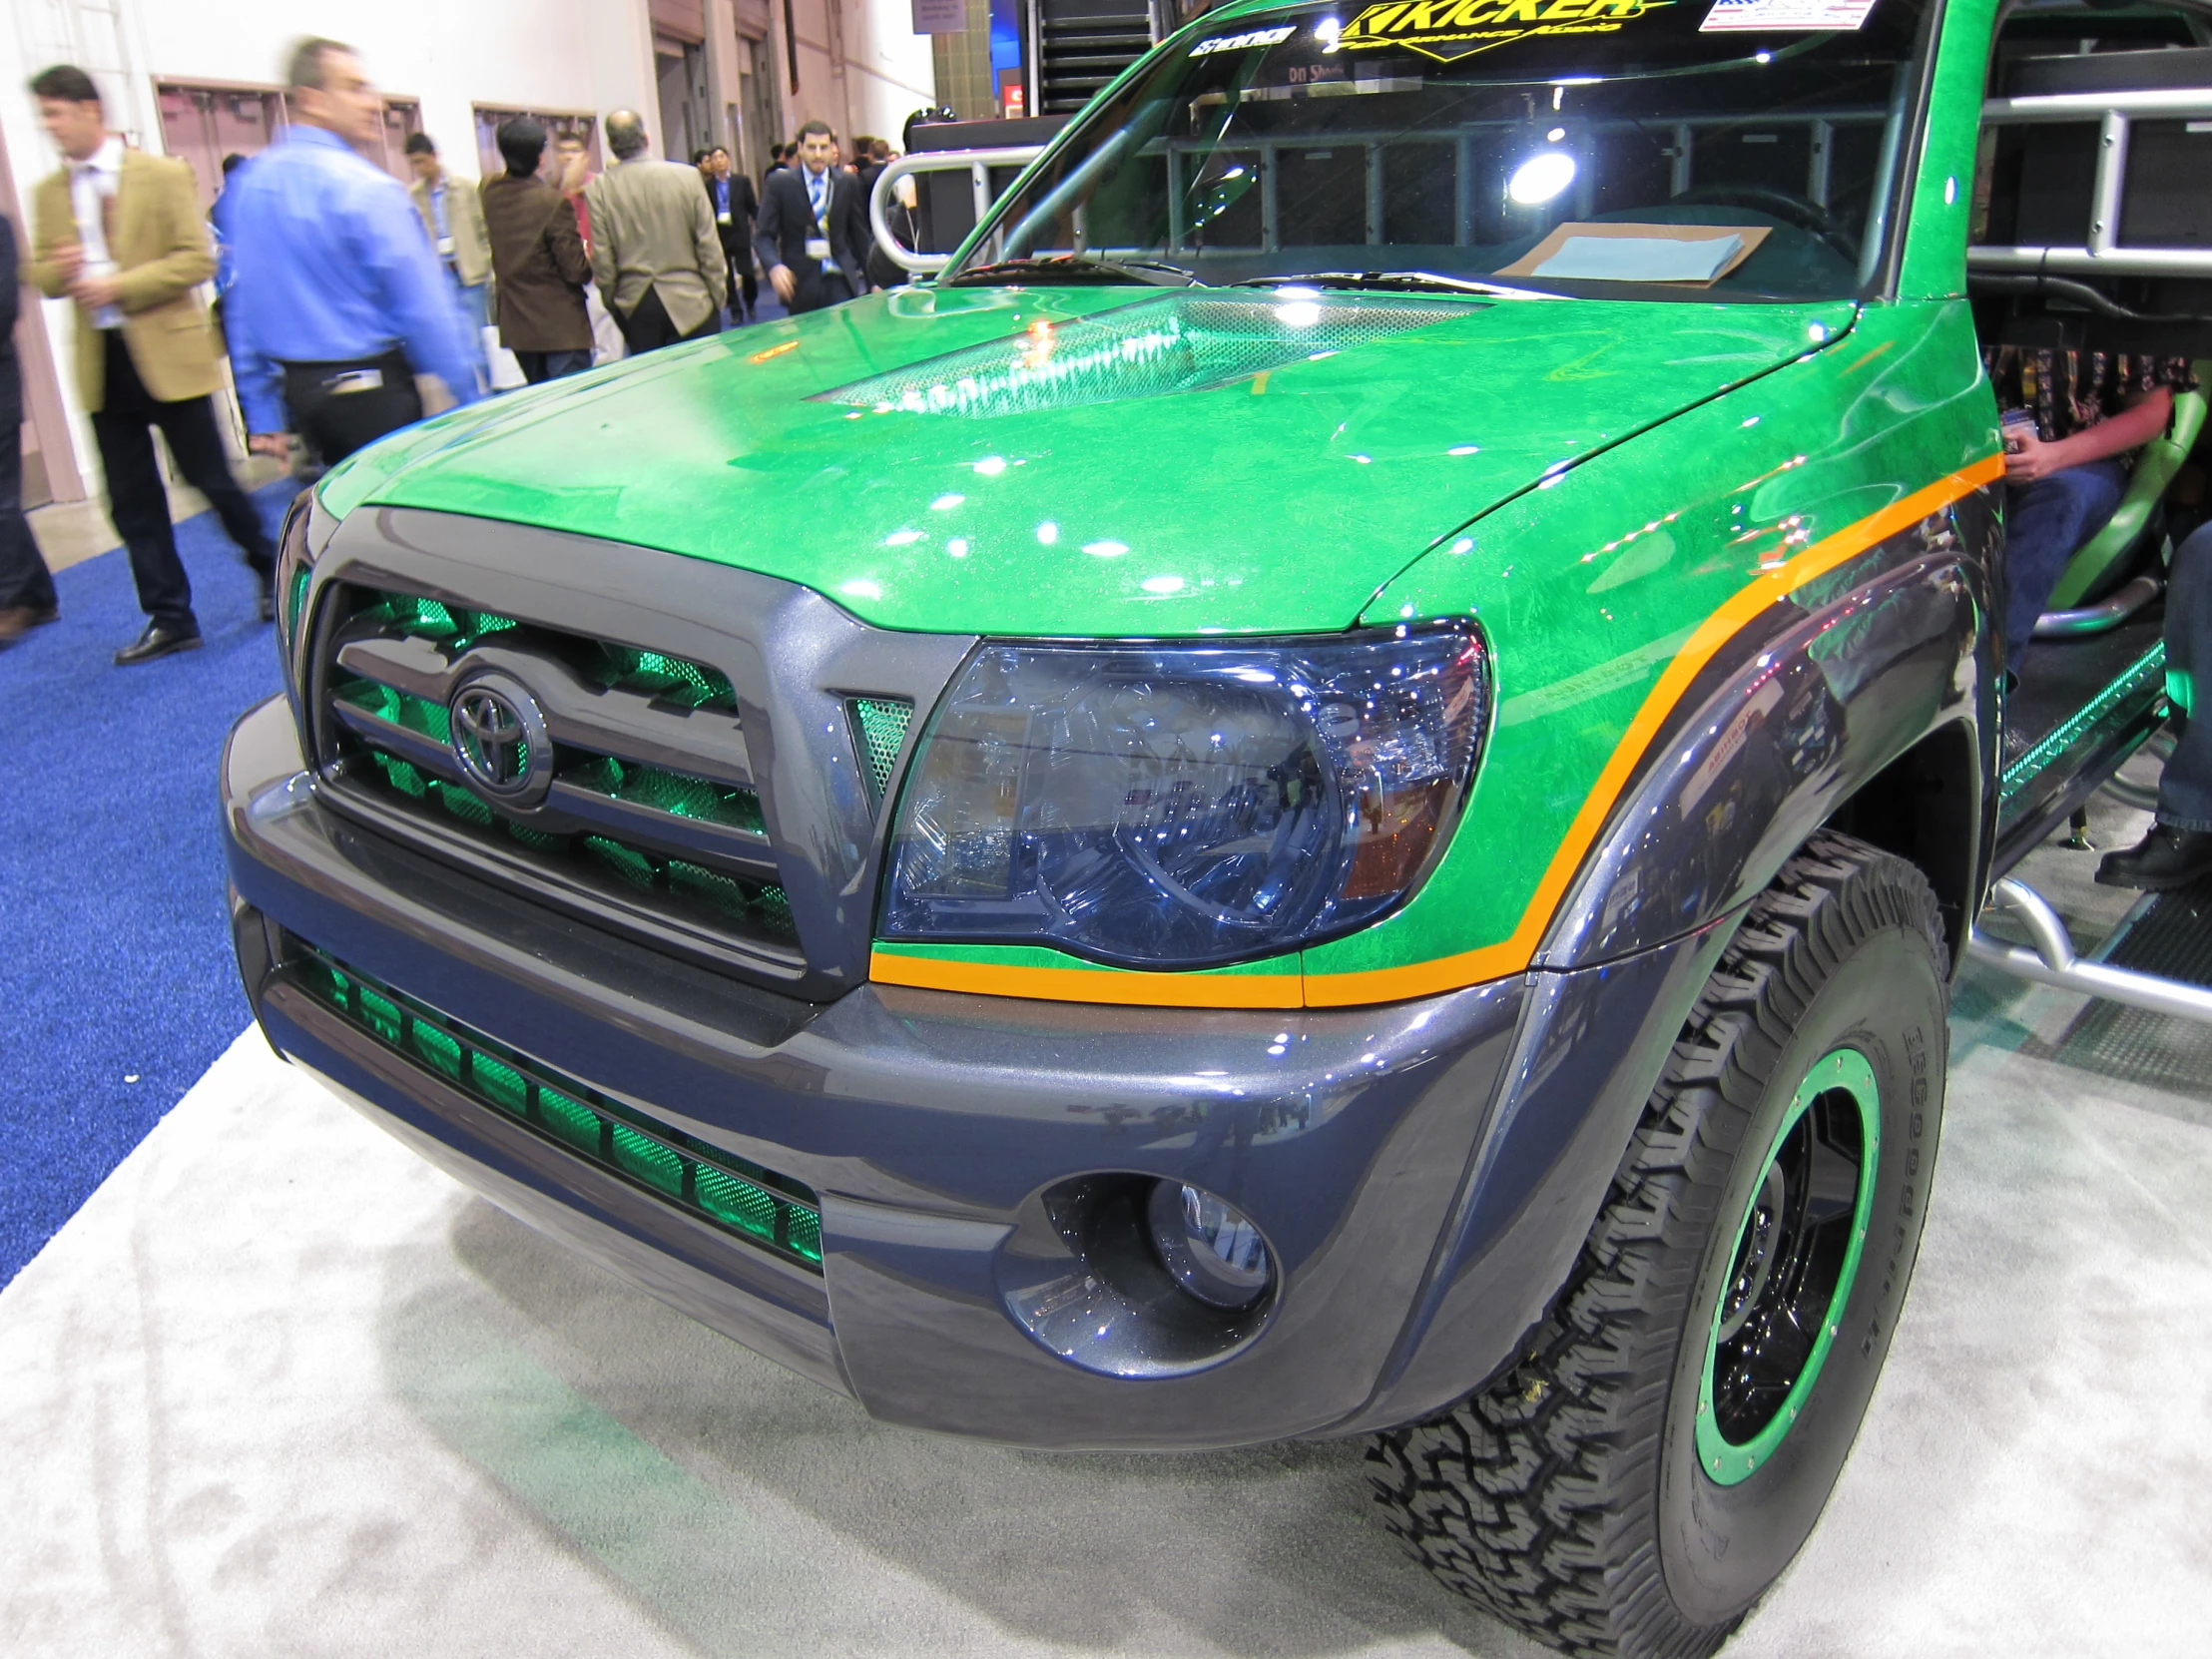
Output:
[{"xmin": 805, "ymin": 174, "xmax": 833, "ymax": 265}]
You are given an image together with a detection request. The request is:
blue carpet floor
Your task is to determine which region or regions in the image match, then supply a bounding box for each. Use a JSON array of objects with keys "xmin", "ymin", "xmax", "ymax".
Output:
[
  {"xmin": 0, "ymin": 309, "xmax": 811, "ymax": 1289},
  {"xmin": 0, "ymin": 481, "xmax": 293, "ymax": 1287}
]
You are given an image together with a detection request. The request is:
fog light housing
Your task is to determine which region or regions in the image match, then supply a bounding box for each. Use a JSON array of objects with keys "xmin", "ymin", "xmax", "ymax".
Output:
[
  {"xmin": 1149, "ymin": 1181, "xmax": 1272, "ymax": 1310},
  {"xmin": 998, "ymin": 1173, "xmax": 1281, "ymax": 1378}
]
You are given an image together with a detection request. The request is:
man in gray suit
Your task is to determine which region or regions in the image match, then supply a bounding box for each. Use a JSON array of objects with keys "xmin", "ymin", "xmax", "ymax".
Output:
[{"xmin": 582, "ymin": 110, "xmax": 726, "ymax": 355}]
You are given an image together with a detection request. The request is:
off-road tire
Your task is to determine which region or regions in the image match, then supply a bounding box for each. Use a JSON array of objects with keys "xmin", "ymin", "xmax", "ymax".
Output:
[{"xmin": 1368, "ymin": 830, "xmax": 1947, "ymax": 1659}]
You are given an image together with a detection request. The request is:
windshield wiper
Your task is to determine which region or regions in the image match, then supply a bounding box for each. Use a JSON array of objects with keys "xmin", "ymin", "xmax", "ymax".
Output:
[
  {"xmin": 1234, "ymin": 271, "xmax": 1548, "ymax": 299},
  {"xmin": 944, "ymin": 254, "xmax": 1197, "ymax": 288}
]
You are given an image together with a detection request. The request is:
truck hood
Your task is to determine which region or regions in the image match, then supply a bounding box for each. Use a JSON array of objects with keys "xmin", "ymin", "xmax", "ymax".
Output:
[{"xmin": 332, "ymin": 284, "xmax": 1855, "ymax": 635}]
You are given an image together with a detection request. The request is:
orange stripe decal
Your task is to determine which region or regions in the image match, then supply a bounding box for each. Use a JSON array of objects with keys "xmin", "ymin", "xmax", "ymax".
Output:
[
  {"xmin": 1304, "ymin": 453, "xmax": 2005, "ymax": 1006},
  {"xmin": 873, "ymin": 455, "xmax": 2004, "ymax": 1012},
  {"xmin": 868, "ymin": 949, "xmax": 1306, "ymax": 1008}
]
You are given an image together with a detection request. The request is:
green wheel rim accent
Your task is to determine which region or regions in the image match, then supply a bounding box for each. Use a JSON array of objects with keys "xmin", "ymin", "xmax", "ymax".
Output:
[{"xmin": 1696, "ymin": 1046, "xmax": 1880, "ymax": 1486}]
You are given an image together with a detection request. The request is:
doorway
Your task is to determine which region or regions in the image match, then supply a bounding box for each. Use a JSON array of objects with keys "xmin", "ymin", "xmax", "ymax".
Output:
[{"xmin": 659, "ymin": 38, "xmax": 712, "ymax": 162}]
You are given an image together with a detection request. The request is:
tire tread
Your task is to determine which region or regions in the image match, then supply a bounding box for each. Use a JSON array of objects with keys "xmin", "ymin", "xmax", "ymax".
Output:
[{"xmin": 1367, "ymin": 831, "xmax": 1945, "ymax": 1659}]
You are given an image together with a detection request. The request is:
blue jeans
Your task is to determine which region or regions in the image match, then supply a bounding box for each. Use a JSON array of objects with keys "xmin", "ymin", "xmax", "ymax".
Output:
[
  {"xmin": 2160, "ymin": 523, "xmax": 2212, "ymax": 830},
  {"xmin": 2003, "ymin": 459, "xmax": 2127, "ymax": 664},
  {"xmin": 449, "ymin": 275, "xmax": 490, "ymax": 395},
  {"xmin": 514, "ymin": 348, "xmax": 593, "ymax": 384}
]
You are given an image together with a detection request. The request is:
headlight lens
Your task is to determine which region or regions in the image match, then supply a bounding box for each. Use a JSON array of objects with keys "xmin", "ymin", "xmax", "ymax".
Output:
[{"xmin": 881, "ymin": 622, "xmax": 1487, "ymax": 968}]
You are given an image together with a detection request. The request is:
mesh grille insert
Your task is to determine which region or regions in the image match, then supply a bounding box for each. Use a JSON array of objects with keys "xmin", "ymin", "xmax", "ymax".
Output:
[
  {"xmin": 343, "ymin": 734, "xmax": 797, "ymax": 942},
  {"xmin": 292, "ymin": 944, "xmax": 824, "ymax": 1269},
  {"xmin": 324, "ymin": 580, "xmax": 791, "ymax": 952},
  {"xmin": 588, "ymin": 645, "xmax": 738, "ymax": 712},
  {"xmin": 566, "ymin": 754, "xmax": 767, "ymax": 834},
  {"xmin": 849, "ymin": 698, "xmax": 913, "ymax": 808}
]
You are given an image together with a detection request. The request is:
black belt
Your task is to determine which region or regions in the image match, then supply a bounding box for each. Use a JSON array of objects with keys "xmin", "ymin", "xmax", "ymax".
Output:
[{"xmin": 279, "ymin": 347, "xmax": 411, "ymax": 393}]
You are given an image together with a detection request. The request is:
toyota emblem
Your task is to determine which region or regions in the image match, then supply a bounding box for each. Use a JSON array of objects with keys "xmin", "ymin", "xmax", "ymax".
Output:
[{"xmin": 449, "ymin": 675, "xmax": 551, "ymax": 806}]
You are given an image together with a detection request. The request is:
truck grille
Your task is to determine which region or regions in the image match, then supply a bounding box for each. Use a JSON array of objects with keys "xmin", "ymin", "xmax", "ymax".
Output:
[
  {"xmin": 311, "ymin": 585, "xmax": 809, "ymax": 971},
  {"xmin": 291, "ymin": 943, "xmax": 825, "ymax": 1268},
  {"xmin": 290, "ymin": 508, "xmax": 977, "ymax": 1002}
]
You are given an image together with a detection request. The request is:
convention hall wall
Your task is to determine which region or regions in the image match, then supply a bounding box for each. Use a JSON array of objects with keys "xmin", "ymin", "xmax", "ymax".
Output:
[
  {"xmin": 0, "ymin": 0, "xmax": 941, "ymax": 506},
  {"xmin": 778, "ymin": 0, "xmax": 939, "ymax": 157}
]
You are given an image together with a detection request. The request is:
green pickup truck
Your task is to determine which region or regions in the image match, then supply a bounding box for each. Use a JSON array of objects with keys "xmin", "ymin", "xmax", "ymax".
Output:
[{"xmin": 223, "ymin": 0, "xmax": 2212, "ymax": 1651}]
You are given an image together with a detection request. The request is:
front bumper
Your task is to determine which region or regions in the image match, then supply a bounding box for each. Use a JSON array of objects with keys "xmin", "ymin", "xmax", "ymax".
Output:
[{"xmin": 225, "ymin": 693, "xmax": 1720, "ymax": 1448}]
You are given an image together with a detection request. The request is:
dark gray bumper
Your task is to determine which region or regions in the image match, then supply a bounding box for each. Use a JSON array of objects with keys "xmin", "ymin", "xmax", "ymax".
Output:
[{"xmin": 225, "ymin": 693, "xmax": 1722, "ymax": 1448}]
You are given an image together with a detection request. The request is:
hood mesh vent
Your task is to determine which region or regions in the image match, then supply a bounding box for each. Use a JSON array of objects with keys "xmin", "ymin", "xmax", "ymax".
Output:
[{"xmin": 815, "ymin": 292, "xmax": 1475, "ymax": 418}]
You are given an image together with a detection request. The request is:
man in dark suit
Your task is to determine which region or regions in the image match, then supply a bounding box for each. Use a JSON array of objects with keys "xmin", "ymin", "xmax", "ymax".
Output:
[
  {"xmin": 694, "ymin": 145, "xmax": 758, "ymax": 322},
  {"xmin": 755, "ymin": 121, "xmax": 867, "ymax": 314}
]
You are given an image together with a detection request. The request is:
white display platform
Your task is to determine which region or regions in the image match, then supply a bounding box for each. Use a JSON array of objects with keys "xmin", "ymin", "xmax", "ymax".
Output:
[{"xmin": 4, "ymin": 939, "xmax": 2208, "ymax": 1657}]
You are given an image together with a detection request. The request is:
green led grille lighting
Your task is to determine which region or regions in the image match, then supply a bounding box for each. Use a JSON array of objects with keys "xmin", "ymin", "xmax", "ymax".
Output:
[
  {"xmin": 567, "ymin": 755, "xmax": 766, "ymax": 834},
  {"xmin": 590, "ymin": 644, "xmax": 738, "ymax": 711},
  {"xmin": 293, "ymin": 946, "xmax": 824, "ymax": 1268},
  {"xmin": 350, "ymin": 744, "xmax": 797, "ymax": 941},
  {"xmin": 358, "ymin": 590, "xmax": 735, "ymax": 716},
  {"xmin": 849, "ymin": 699, "xmax": 913, "ymax": 807},
  {"xmin": 285, "ymin": 568, "xmax": 311, "ymax": 638},
  {"xmin": 371, "ymin": 590, "xmax": 519, "ymax": 650},
  {"xmin": 2001, "ymin": 644, "xmax": 2167, "ymax": 800},
  {"xmin": 338, "ymin": 676, "xmax": 451, "ymax": 744}
]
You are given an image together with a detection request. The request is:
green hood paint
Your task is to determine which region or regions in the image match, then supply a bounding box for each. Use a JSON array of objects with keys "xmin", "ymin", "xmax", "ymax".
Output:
[{"xmin": 328, "ymin": 284, "xmax": 1854, "ymax": 637}]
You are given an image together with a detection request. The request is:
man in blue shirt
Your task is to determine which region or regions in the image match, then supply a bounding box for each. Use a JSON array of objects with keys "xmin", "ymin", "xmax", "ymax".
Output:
[{"xmin": 224, "ymin": 38, "xmax": 481, "ymax": 467}]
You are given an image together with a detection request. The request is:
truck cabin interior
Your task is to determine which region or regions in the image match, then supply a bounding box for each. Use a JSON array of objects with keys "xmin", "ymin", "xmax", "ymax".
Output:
[{"xmin": 1970, "ymin": 0, "xmax": 2212, "ymax": 870}]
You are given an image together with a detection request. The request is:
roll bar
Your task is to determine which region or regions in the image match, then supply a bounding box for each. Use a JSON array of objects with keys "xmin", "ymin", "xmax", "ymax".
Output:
[
  {"xmin": 1970, "ymin": 88, "xmax": 2212, "ymax": 278},
  {"xmin": 869, "ymin": 147, "xmax": 1046, "ymax": 276}
]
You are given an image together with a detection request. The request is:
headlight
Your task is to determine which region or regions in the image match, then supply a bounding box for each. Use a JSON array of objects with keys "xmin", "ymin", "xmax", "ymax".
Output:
[{"xmin": 880, "ymin": 622, "xmax": 1487, "ymax": 968}]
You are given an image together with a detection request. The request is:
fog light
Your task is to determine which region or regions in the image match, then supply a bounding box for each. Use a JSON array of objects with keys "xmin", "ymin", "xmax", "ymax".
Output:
[{"xmin": 1149, "ymin": 1181, "xmax": 1272, "ymax": 1310}]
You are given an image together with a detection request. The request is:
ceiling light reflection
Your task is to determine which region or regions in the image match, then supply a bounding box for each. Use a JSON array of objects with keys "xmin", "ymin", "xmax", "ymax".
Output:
[{"xmin": 1508, "ymin": 151, "xmax": 1577, "ymax": 206}]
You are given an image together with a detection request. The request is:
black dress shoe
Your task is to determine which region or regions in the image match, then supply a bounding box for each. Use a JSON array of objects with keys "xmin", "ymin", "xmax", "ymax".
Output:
[
  {"xmin": 2095, "ymin": 825, "xmax": 2212, "ymax": 890},
  {"xmin": 114, "ymin": 620, "xmax": 204, "ymax": 667}
]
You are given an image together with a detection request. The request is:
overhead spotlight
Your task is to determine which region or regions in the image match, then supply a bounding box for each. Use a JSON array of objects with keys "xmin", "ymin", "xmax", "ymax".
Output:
[{"xmin": 1507, "ymin": 151, "xmax": 1577, "ymax": 206}]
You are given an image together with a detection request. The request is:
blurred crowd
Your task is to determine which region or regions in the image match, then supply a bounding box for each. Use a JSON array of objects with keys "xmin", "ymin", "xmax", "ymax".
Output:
[{"xmin": 0, "ymin": 35, "xmax": 932, "ymax": 664}]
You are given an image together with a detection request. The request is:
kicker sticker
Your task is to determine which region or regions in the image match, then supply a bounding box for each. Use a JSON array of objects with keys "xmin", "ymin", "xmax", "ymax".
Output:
[{"xmin": 1337, "ymin": 0, "xmax": 1670, "ymax": 65}]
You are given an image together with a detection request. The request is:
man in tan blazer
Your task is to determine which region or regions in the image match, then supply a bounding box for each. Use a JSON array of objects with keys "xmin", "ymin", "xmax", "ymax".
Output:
[
  {"xmin": 583, "ymin": 110, "xmax": 725, "ymax": 356},
  {"xmin": 27, "ymin": 63, "xmax": 275, "ymax": 665},
  {"xmin": 404, "ymin": 131, "xmax": 491, "ymax": 394}
]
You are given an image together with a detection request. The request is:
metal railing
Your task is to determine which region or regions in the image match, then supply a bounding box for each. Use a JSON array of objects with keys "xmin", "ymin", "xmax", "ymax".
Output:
[
  {"xmin": 870, "ymin": 110, "xmax": 1890, "ymax": 276},
  {"xmin": 1970, "ymin": 88, "xmax": 2212, "ymax": 278},
  {"xmin": 869, "ymin": 147, "xmax": 1046, "ymax": 275},
  {"xmin": 1967, "ymin": 876, "xmax": 2212, "ymax": 1026}
]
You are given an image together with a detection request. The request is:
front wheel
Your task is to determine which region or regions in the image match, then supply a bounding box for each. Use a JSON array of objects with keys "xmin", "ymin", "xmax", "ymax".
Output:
[{"xmin": 1369, "ymin": 831, "xmax": 1947, "ymax": 1659}]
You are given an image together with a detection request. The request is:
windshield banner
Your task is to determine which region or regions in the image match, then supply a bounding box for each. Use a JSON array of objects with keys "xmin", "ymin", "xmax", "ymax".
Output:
[
  {"xmin": 1336, "ymin": 0, "xmax": 1669, "ymax": 64},
  {"xmin": 1701, "ymin": 0, "xmax": 1876, "ymax": 28}
]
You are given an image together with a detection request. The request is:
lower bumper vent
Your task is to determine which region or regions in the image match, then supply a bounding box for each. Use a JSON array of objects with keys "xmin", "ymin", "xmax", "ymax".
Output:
[{"xmin": 291, "ymin": 944, "xmax": 824, "ymax": 1269}]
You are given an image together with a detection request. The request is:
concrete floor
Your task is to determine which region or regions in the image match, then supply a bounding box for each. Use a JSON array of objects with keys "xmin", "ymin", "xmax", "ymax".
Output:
[{"xmin": 3, "ymin": 787, "xmax": 2208, "ymax": 1658}]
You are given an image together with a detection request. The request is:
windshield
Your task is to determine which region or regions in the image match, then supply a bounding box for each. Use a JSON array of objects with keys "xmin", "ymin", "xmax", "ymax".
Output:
[{"xmin": 947, "ymin": 0, "xmax": 1933, "ymax": 299}]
